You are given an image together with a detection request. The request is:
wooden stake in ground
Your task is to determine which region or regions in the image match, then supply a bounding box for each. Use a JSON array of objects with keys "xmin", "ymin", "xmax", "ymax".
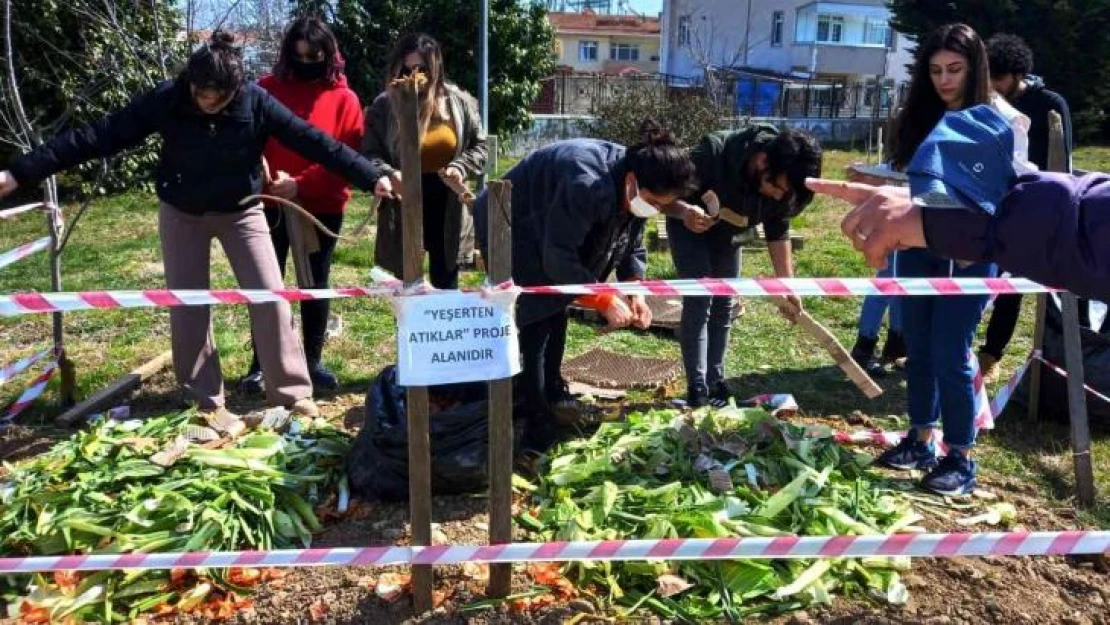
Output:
[
  {"xmin": 393, "ymin": 72, "xmax": 434, "ymax": 613},
  {"xmin": 1028, "ymin": 292, "xmax": 1047, "ymax": 421},
  {"xmin": 1045, "ymin": 110, "xmax": 1096, "ymax": 507},
  {"xmin": 485, "ymin": 180, "xmax": 513, "ymax": 597}
]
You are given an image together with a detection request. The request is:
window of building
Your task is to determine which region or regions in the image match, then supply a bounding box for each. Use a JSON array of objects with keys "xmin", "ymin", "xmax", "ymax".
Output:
[
  {"xmin": 610, "ymin": 42, "xmax": 640, "ymax": 61},
  {"xmin": 578, "ymin": 40, "xmax": 598, "ymax": 62},
  {"xmin": 771, "ymin": 11, "xmax": 784, "ymax": 46},
  {"xmin": 677, "ymin": 15, "xmax": 691, "ymax": 46},
  {"xmin": 816, "ymin": 14, "xmax": 844, "ymax": 43},
  {"xmin": 865, "ymin": 18, "xmax": 891, "ymax": 46}
]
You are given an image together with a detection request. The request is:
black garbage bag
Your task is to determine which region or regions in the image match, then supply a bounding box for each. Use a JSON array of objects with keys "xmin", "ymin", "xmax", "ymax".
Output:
[
  {"xmin": 1031, "ymin": 295, "xmax": 1110, "ymax": 425},
  {"xmin": 348, "ymin": 366, "xmax": 506, "ymax": 501}
]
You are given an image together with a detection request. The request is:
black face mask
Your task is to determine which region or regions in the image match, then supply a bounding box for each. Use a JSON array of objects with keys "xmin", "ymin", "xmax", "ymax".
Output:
[{"xmin": 290, "ymin": 59, "xmax": 327, "ymax": 81}]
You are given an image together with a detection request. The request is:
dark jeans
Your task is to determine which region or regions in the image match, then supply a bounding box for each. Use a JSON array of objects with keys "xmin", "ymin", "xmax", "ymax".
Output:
[
  {"xmin": 249, "ymin": 208, "xmax": 343, "ymax": 371},
  {"xmin": 898, "ymin": 249, "xmax": 995, "ymax": 450},
  {"xmin": 516, "ymin": 308, "xmax": 569, "ymax": 418},
  {"xmin": 666, "ymin": 218, "xmax": 742, "ymax": 397},
  {"xmin": 422, "ymin": 173, "xmax": 458, "ymax": 290}
]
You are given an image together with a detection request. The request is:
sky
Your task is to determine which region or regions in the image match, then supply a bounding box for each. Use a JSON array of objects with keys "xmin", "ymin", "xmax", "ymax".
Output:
[{"xmin": 627, "ymin": 0, "xmax": 663, "ymax": 15}]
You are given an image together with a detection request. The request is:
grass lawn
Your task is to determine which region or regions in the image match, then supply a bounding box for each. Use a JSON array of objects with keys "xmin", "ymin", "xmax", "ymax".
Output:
[{"xmin": 1, "ymin": 147, "xmax": 1107, "ymax": 528}]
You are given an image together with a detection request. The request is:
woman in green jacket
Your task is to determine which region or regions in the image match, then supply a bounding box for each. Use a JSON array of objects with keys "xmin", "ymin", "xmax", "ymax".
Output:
[
  {"xmin": 670, "ymin": 125, "xmax": 822, "ymax": 407},
  {"xmin": 363, "ymin": 33, "xmax": 487, "ymax": 289}
]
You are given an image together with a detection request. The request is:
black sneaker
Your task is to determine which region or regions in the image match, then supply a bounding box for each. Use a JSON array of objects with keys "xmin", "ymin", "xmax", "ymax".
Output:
[
  {"xmin": 852, "ymin": 335, "xmax": 887, "ymax": 378},
  {"xmin": 881, "ymin": 331, "xmax": 907, "ymax": 364},
  {"xmin": 239, "ymin": 369, "xmax": 264, "ymax": 395},
  {"xmin": 708, "ymin": 382, "xmax": 734, "ymax": 408},
  {"xmin": 876, "ymin": 430, "xmax": 939, "ymax": 471},
  {"xmin": 685, "ymin": 389, "xmax": 709, "ymax": 409},
  {"xmin": 920, "ymin": 451, "xmax": 978, "ymax": 496},
  {"xmin": 308, "ymin": 361, "xmax": 339, "ymax": 391},
  {"xmin": 851, "ymin": 334, "xmax": 878, "ymax": 367}
]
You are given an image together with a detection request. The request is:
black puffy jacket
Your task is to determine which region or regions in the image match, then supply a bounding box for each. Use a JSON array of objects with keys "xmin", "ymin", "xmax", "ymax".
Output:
[{"xmin": 9, "ymin": 79, "xmax": 384, "ymax": 214}]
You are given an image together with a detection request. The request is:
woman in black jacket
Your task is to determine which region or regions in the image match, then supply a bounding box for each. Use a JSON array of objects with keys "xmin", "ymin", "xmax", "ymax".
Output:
[{"xmin": 0, "ymin": 32, "xmax": 387, "ymax": 418}]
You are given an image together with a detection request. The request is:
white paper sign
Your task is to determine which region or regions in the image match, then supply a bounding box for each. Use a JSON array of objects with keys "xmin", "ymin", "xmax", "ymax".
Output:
[{"xmin": 394, "ymin": 289, "xmax": 521, "ymax": 386}]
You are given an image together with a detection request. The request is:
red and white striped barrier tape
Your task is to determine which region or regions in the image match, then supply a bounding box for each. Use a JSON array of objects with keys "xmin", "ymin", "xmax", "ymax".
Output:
[
  {"xmin": 0, "ymin": 236, "xmax": 50, "ymax": 272},
  {"xmin": 0, "ymin": 286, "xmax": 400, "ymax": 316},
  {"xmin": 0, "ymin": 202, "xmax": 45, "ymax": 220},
  {"xmin": 1033, "ymin": 353, "xmax": 1110, "ymax": 406},
  {"xmin": 837, "ymin": 350, "xmax": 1033, "ymax": 456},
  {"xmin": 1, "ymin": 360, "xmax": 58, "ymax": 426},
  {"xmin": 989, "ymin": 351, "xmax": 1035, "ymax": 417},
  {"xmin": 524, "ymin": 277, "xmax": 1052, "ymax": 298},
  {"xmin": 1, "ymin": 531, "xmax": 1106, "ymax": 574},
  {"xmin": 972, "ymin": 350, "xmax": 994, "ymax": 429},
  {"xmin": 0, "ymin": 348, "xmax": 51, "ymax": 388},
  {"xmin": 0, "ymin": 278, "xmax": 1055, "ymax": 317},
  {"xmin": 836, "ymin": 348, "xmax": 1105, "ymax": 457}
]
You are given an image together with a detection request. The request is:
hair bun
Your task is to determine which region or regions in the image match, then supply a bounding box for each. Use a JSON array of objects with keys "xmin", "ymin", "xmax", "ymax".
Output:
[
  {"xmin": 208, "ymin": 30, "xmax": 236, "ymax": 49},
  {"xmin": 638, "ymin": 118, "xmax": 674, "ymax": 147}
]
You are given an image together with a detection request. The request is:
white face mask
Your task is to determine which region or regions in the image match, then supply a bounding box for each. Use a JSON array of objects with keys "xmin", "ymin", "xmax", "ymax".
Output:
[{"xmin": 628, "ymin": 179, "xmax": 659, "ymax": 218}]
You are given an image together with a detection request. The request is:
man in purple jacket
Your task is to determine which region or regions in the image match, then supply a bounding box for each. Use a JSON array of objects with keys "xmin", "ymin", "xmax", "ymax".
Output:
[{"xmin": 808, "ymin": 172, "xmax": 1110, "ymax": 303}]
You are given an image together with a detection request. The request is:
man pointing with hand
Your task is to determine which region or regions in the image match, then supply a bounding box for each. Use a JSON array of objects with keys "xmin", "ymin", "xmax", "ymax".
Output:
[{"xmin": 808, "ymin": 172, "xmax": 1110, "ymax": 303}]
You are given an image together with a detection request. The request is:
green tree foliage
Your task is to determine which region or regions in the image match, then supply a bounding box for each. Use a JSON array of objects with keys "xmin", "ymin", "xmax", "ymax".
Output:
[
  {"xmin": 1, "ymin": 0, "xmax": 182, "ymax": 194},
  {"xmin": 291, "ymin": 0, "xmax": 555, "ymax": 137},
  {"xmin": 887, "ymin": 0, "xmax": 1110, "ymax": 140}
]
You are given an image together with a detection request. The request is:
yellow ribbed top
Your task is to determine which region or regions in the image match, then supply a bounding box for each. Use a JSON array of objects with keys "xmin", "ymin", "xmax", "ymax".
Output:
[{"xmin": 421, "ymin": 120, "xmax": 458, "ymax": 172}]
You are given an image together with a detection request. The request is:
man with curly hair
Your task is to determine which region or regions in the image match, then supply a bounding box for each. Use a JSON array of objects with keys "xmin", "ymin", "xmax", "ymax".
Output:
[{"xmin": 978, "ymin": 33, "xmax": 1075, "ymax": 383}]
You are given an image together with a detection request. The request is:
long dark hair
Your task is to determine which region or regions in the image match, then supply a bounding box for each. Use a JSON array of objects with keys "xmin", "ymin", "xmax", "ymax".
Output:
[
  {"xmin": 625, "ymin": 119, "xmax": 698, "ymax": 195},
  {"xmin": 273, "ymin": 17, "xmax": 343, "ymax": 84},
  {"xmin": 889, "ymin": 23, "xmax": 990, "ymax": 170},
  {"xmin": 181, "ymin": 30, "xmax": 245, "ymax": 93},
  {"xmin": 386, "ymin": 33, "xmax": 448, "ymax": 131}
]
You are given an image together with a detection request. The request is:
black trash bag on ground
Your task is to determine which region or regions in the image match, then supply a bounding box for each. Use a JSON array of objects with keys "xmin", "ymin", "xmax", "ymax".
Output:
[
  {"xmin": 1022, "ymin": 295, "xmax": 1110, "ymax": 426},
  {"xmin": 348, "ymin": 365, "xmax": 513, "ymax": 501}
]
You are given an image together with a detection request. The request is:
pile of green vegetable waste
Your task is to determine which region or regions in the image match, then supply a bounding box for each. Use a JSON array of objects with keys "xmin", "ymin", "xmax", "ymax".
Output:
[
  {"xmin": 516, "ymin": 406, "xmax": 926, "ymax": 621},
  {"xmin": 1, "ymin": 408, "xmax": 350, "ymax": 622}
]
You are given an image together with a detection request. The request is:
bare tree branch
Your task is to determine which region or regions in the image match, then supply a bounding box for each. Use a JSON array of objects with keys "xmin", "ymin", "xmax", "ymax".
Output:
[
  {"xmin": 3, "ymin": 0, "xmax": 36, "ymax": 149},
  {"xmin": 213, "ymin": 0, "xmax": 246, "ymax": 32},
  {"xmin": 151, "ymin": 0, "xmax": 168, "ymax": 79}
]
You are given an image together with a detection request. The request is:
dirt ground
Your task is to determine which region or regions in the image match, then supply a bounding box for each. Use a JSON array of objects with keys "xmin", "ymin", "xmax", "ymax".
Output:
[{"xmin": 2, "ymin": 376, "xmax": 1108, "ymax": 625}]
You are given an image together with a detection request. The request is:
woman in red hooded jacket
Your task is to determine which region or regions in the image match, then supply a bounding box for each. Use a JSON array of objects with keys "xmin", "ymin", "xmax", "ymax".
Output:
[{"xmin": 241, "ymin": 16, "xmax": 364, "ymax": 393}]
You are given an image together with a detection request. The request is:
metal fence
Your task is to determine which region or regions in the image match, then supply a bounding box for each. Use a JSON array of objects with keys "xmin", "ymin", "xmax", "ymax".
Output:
[{"xmin": 532, "ymin": 72, "xmax": 908, "ymax": 120}]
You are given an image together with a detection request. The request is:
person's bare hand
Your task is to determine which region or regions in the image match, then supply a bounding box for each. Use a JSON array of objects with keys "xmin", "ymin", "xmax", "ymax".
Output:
[
  {"xmin": 806, "ymin": 177, "xmax": 924, "ymax": 270},
  {"xmin": 374, "ymin": 171, "xmax": 403, "ymax": 200},
  {"xmin": 270, "ymin": 171, "xmax": 298, "ymax": 200},
  {"xmin": 678, "ymin": 200, "xmax": 713, "ymax": 233},
  {"xmin": 601, "ymin": 296, "xmax": 634, "ymax": 330},
  {"xmin": 440, "ymin": 165, "xmax": 465, "ymax": 188},
  {"xmin": 777, "ymin": 294, "xmax": 802, "ymax": 322},
  {"xmin": 0, "ymin": 170, "xmax": 19, "ymax": 199},
  {"xmin": 628, "ymin": 295, "xmax": 652, "ymax": 329}
]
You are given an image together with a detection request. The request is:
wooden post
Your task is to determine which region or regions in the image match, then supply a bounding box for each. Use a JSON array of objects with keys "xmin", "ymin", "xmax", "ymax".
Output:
[
  {"xmin": 394, "ymin": 76, "xmax": 434, "ymax": 613},
  {"xmin": 1061, "ymin": 292, "xmax": 1096, "ymax": 507},
  {"xmin": 486, "ymin": 180, "xmax": 513, "ymax": 597},
  {"xmin": 1028, "ymin": 293, "xmax": 1047, "ymax": 420},
  {"xmin": 1045, "ymin": 110, "xmax": 1096, "ymax": 506}
]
